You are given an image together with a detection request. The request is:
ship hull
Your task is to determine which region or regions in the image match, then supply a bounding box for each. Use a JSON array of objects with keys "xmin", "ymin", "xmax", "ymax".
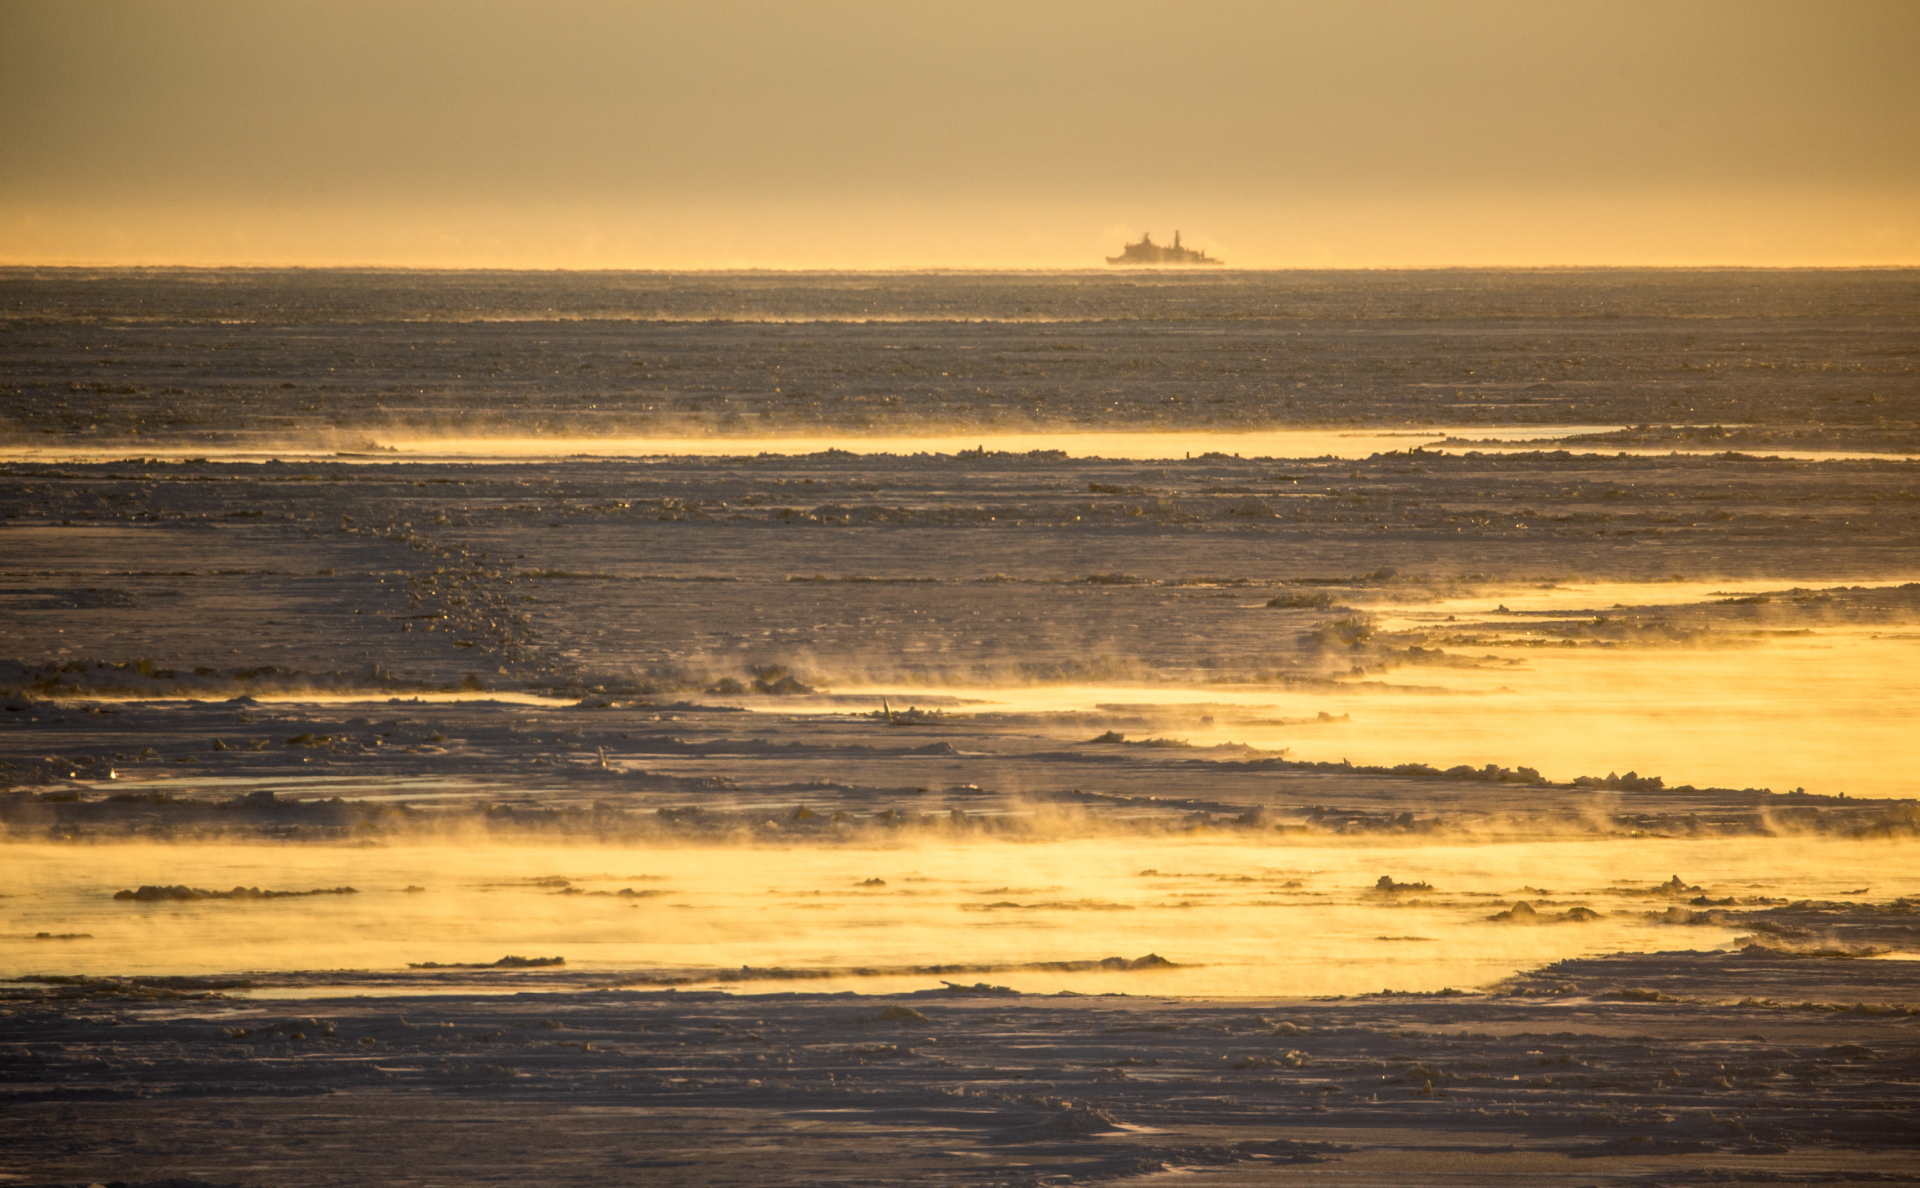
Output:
[{"xmin": 1105, "ymin": 255, "xmax": 1223, "ymax": 266}]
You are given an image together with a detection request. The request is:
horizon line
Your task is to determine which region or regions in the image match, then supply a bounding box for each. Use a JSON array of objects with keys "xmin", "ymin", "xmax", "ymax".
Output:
[{"xmin": 4, "ymin": 262, "xmax": 1918, "ymax": 274}]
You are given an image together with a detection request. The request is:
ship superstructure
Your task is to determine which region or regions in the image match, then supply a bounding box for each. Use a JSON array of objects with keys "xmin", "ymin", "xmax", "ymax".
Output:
[{"xmin": 1105, "ymin": 230, "xmax": 1221, "ymax": 266}]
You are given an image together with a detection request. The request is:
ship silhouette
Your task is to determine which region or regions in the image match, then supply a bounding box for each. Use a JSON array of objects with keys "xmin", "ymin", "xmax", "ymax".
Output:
[{"xmin": 1105, "ymin": 230, "xmax": 1221, "ymax": 266}]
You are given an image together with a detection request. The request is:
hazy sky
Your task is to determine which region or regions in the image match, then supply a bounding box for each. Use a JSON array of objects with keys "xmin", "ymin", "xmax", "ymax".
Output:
[{"xmin": 2, "ymin": 0, "xmax": 1915, "ymax": 267}]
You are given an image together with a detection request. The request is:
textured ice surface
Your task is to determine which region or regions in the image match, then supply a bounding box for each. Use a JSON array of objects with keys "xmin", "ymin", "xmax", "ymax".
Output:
[{"xmin": 2, "ymin": 269, "xmax": 1916, "ymax": 1185}]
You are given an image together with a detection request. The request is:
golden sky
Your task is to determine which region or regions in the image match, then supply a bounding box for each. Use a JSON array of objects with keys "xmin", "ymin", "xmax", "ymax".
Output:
[{"xmin": 2, "ymin": 0, "xmax": 1915, "ymax": 267}]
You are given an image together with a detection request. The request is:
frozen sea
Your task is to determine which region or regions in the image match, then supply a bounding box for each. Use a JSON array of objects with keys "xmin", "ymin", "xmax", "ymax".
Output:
[{"xmin": 2, "ymin": 268, "xmax": 1917, "ymax": 1185}]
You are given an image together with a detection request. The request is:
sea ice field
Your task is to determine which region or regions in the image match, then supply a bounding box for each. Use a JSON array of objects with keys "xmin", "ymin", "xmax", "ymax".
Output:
[{"xmin": 2, "ymin": 268, "xmax": 1917, "ymax": 1186}]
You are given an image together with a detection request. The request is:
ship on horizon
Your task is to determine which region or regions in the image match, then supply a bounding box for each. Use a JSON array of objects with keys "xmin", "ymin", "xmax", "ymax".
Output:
[{"xmin": 1105, "ymin": 230, "xmax": 1222, "ymax": 266}]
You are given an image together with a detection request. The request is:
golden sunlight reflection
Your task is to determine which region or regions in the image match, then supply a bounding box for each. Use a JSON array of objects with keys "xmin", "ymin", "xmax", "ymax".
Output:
[
  {"xmin": 0, "ymin": 427, "xmax": 1612, "ymax": 465},
  {"xmin": 1240, "ymin": 629, "xmax": 1920, "ymax": 798},
  {"xmin": 9, "ymin": 429, "xmax": 1913, "ymax": 467},
  {"xmin": 3, "ymin": 837, "xmax": 1910, "ymax": 997},
  {"xmin": 1355, "ymin": 578, "xmax": 1920, "ymax": 622},
  {"xmin": 9, "ymin": 427, "xmax": 1914, "ymax": 467},
  {"xmin": 751, "ymin": 628, "xmax": 1920, "ymax": 799}
]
